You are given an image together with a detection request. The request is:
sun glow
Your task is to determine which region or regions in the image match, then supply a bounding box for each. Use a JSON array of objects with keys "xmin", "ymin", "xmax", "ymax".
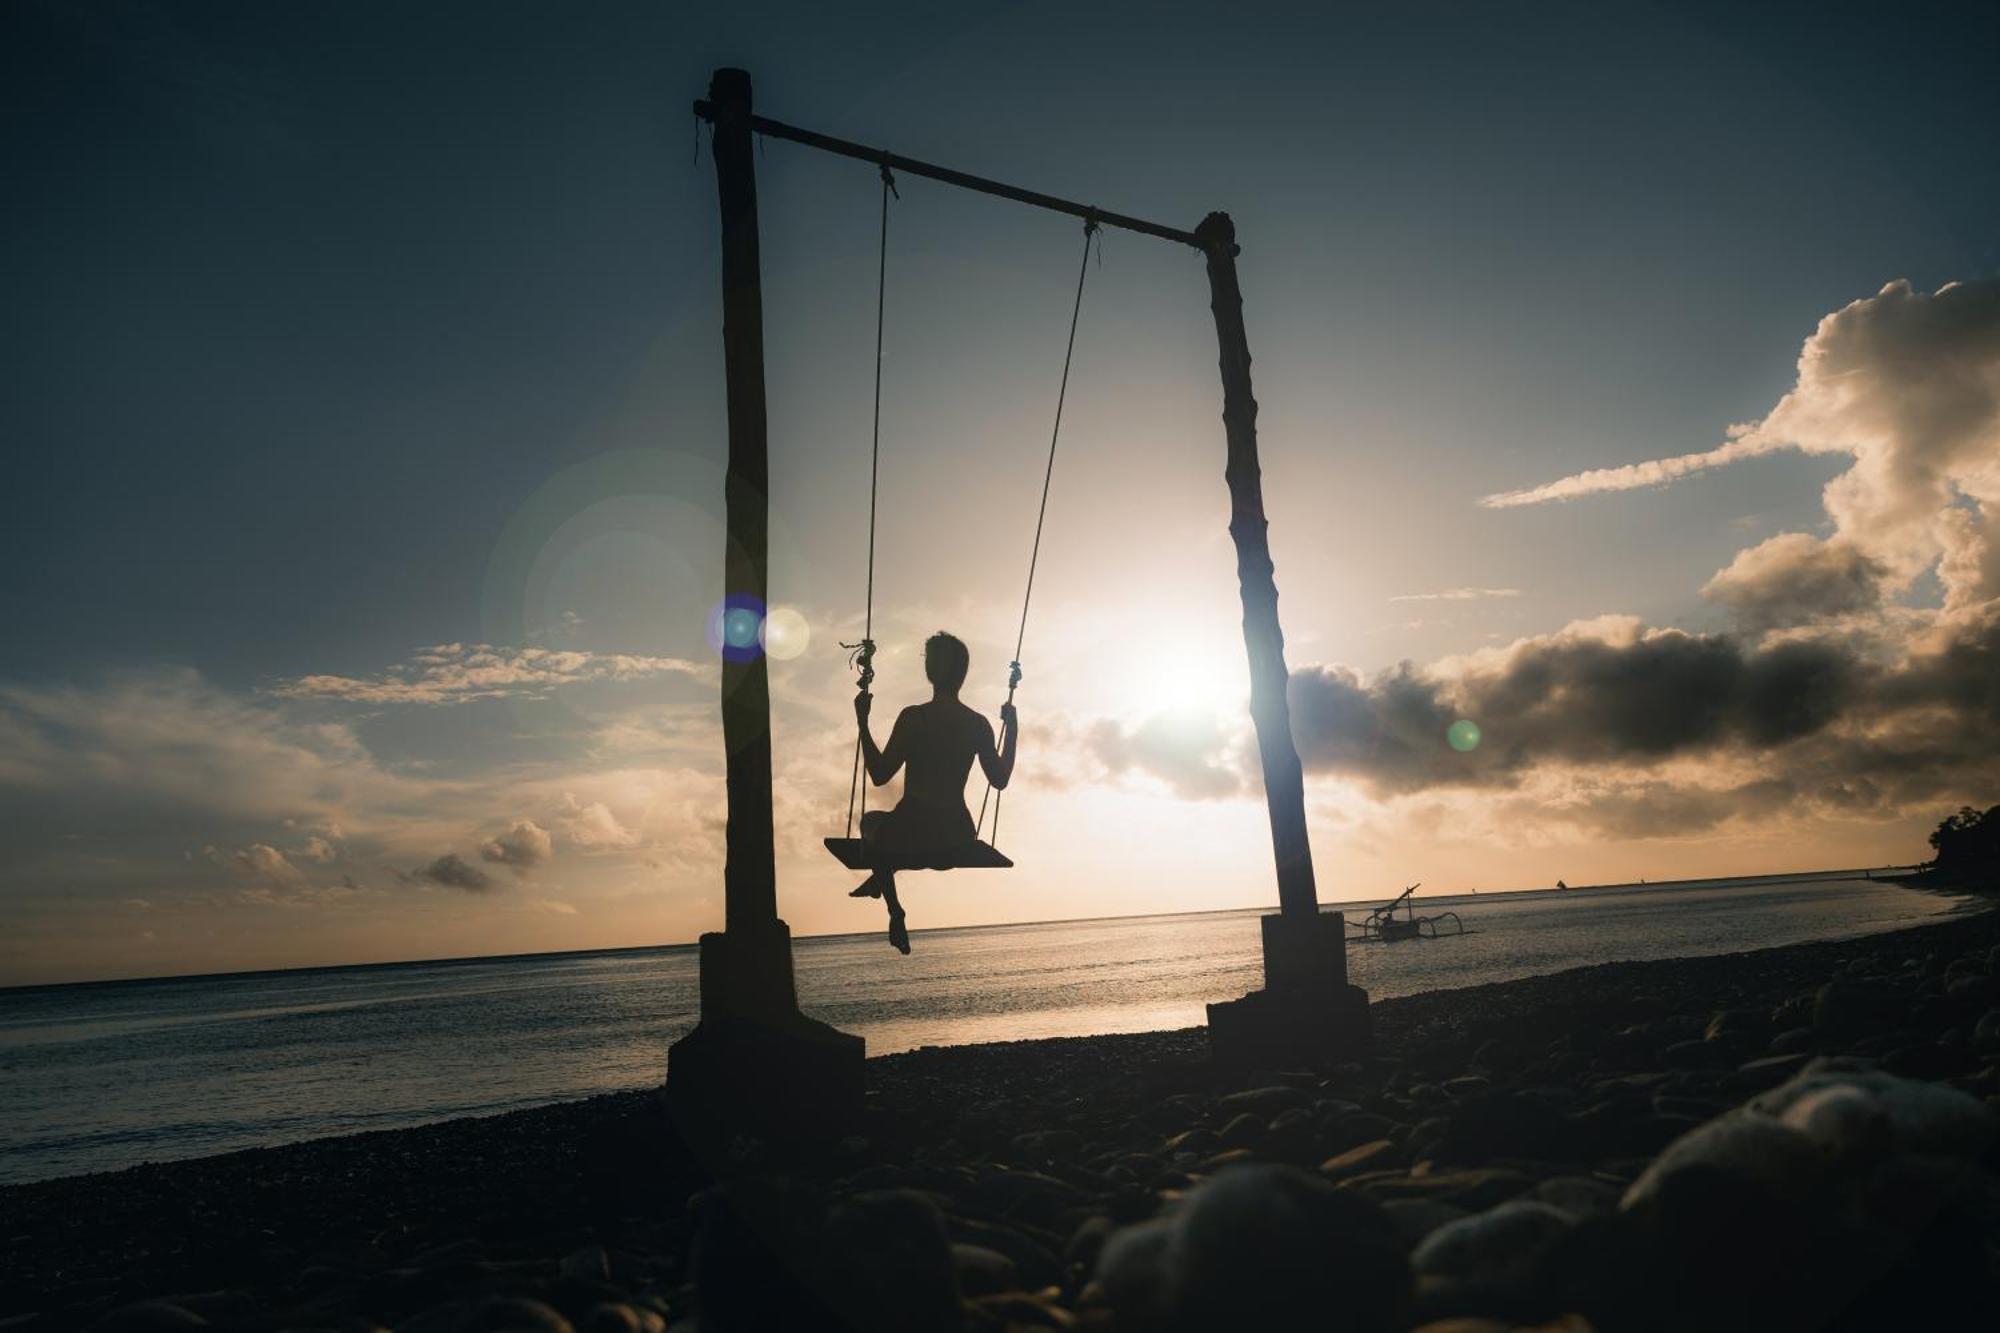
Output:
[{"xmin": 1123, "ymin": 636, "xmax": 1249, "ymax": 720}]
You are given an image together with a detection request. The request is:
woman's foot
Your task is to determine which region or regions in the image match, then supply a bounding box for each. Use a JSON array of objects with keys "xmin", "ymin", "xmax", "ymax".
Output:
[
  {"xmin": 849, "ymin": 870, "xmax": 886, "ymax": 899},
  {"xmin": 887, "ymin": 910, "xmax": 910, "ymax": 955}
]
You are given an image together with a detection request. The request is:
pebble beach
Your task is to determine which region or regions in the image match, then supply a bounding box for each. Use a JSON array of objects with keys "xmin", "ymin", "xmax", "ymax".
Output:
[{"xmin": 5, "ymin": 903, "xmax": 1998, "ymax": 1332}]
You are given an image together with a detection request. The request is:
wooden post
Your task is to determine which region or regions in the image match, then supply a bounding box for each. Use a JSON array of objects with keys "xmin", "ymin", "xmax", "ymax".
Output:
[
  {"xmin": 1196, "ymin": 212, "xmax": 1317, "ymax": 923},
  {"xmin": 666, "ymin": 69, "xmax": 863, "ymax": 1145},
  {"xmin": 711, "ymin": 66, "xmax": 778, "ymax": 936},
  {"xmin": 1199, "ymin": 212, "xmax": 1368, "ymax": 1060}
]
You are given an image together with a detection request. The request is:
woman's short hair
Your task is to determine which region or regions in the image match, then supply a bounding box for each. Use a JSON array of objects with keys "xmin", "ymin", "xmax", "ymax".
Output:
[{"xmin": 924, "ymin": 632, "xmax": 970, "ymax": 691}]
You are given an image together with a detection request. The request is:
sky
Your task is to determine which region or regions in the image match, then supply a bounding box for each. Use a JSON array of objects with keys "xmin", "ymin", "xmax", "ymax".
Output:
[{"xmin": 3, "ymin": 0, "xmax": 1997, "ymax": 986}]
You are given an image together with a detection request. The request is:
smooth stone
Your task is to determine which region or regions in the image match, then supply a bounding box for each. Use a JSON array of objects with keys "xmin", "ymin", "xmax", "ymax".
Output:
[
  {"xmin": 1735, "ymin": 1052, "xmax": 1812, "ymax": 1086},
  {"xmin": 1374, "ymin": 1167, "xmax": 1536, "ymax": 1212},
  {"xmin": 1381, "ymin": 1198, "xmax": 1471, "ymax": 1247},
  {"xmin": 1770, "ymin": 992, "xmax": 1815, "ymax": 1028},
  {"xmin": 1096, "ymin": 1164, "xmax": 1410, "ymax": 1333},
  {"xmin": 1533, "ymin": 1174, "xmax": 1623, "ymax": 1216},
  {"xmin": 1063, "ymin": 1215, "xmax": 1115, "ymax": 1271},
  {"xmin": 1706, "ymin": 1008, "xmax": 1768, "ymax": 1042},
  {"xmin": 951, "ymin": 1243, "xmax": 1020, "ymax": 1296},
  {"xmin": 1198, "ymin": 1147, "xmax": 1259, "ymax": 1172},
  {"xmin": 1332, "ymin": 1111, "xmax": 1405, "ymax": 1146},
  {"xmin": 1621, "ymin": 1109, "xmax": 1830, "ymax": 1211},
  {"xmin": 972, "ymin": 1167, "xmax": 1086, "ymax": 1214},
  {"xmin": 1411, "ymin": 1199, "xmax": 1574, "ymax": 1282},
  {"xmin": 946, "ymin": 1217, "xmax": 1063, "ymax": 1290},
  {"xmin": 1435, "ymin": 1093, "xmax": 1573, "ymax": 1162},
  {"xmin": 968, "ymin": 1291, "xmax": 1077, "ymax": 1329},
  {"xmin": 1161, "ymin": 1127, "xmax": 1219, "ymax": 1155},
  {"xmin": 821, "ymin": 1189, "xmax": 962, "ymax": 1332},
  {"xmin": 1216, "ymin": 1112, "xmax": 1266, "ymax": 1149},
  {"xmin": 1012, "ymin": 1129, "xmax": 1083, "ymax": 1163},
  {"xmin": 1814, "ymin": 979, "xmax": 1896, "ymax": 1039},
  {"xmin": 458, "ymin": 1298, "xmax": 575, "ymax": 1333},
  {"xmin": 1660, "ymin": 1039, "xmax": 1731, "ymax": 1070},
  {"xmin": 85, "ymin": 1305, "xmax": 209, "ymax": 1331},
  {"xmin": 1217, "ymin": 1085, "xmax": 1311, "ymax": 1116},
  {"xmin": 1320, "ymin": 1139, "xmax": 1401, "ymax": 1180},
  {"xmin": 1265, "ymin": 1106, "xmax": 1321, "ymax": 1163},
  {"xmin": 410, "ymin": 1238, "xmax": 486, "ymax": 1266},
  {"xmin": 1946, "ymin": 974, "xmax": 1994, "ymax": 1004},
  {"xmin": 1750, "ymin": 1059, "xmax": 1997, "ymax": 1159},
  {"xmin": 581, "ymin": 1305, "xmax": 666, "ymax": 1333},
  {"xmin": 560, "ymin": 1245, "xmax": 611, "ymax": 1283},
  {"xmin": 1651, "ymin": 1094, "xmax": 1728, "ymax": 1120}
]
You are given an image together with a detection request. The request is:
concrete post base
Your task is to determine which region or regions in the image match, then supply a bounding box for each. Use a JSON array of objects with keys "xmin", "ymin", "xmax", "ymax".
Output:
[
  {"xmin": 1207, "ymin": 911, "xmax": 1370, "ymax": 1067},
  {"xmin": 666, "ymin": 922, "xmax": 865, "ymax": 1146}
]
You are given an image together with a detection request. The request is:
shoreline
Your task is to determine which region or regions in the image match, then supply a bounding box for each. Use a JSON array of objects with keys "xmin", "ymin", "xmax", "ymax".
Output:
[
  {"xmin": 4, "ymin": 878, "xmax": 1981, "ymax": 1192},
  {"xmin": 4, "ymin": 904, "xmax": 1998, "ymax": 1329}
]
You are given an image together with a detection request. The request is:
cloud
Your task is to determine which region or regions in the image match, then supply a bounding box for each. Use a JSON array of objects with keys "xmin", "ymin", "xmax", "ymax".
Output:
[
  {"xmin": 1481, "ymin": 436, "xmax": 1772, "ymax": 508},
  {"xmin": 1288, "ymin": 615, "xmax": 1868, "ymax": 793},
  {"xmin": 1480, "ymin": 277, "xmax": 2000, "ymax": 611},
  {"xmin": 271, "ymin": 643, "xmax": 713, "ymax": 705},
  {"xmin": 1286, "ymin": 603, "xmax": 2000, "ymax": 831},
  {"xmin": 1387, "ymin": 587, "xmax": 1523, "ymax": 603},
  {"xmin": 555, "ymin": 793, "xmax": 638, "ymax": 849},
  {"xmin": 416, "ymin": 853, "xmax": 492, "ymax": 892},
  {"xmin": 479, "ymin": 819, "xmax": 553, "ymax": 871},
  {"xmin": 222, "ymin": 842, "xmax": 307, "ymax": 888},
  {"xmin": 1087, "ymin": 710, "xmax": 1244, "ymax": 799},
  {"xmin": 1701, "ymin": 534, "xmax": 1885, "ymax": 631}
]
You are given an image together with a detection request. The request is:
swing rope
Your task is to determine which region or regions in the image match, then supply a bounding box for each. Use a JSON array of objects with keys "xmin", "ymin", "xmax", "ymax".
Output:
[
  {"xmin": 844, "ymin": 162, "xmax": 897, "ymax": 838},
  {"xmin": 978, "ymin": 214, "xmax": 1098, "ymax": 847}
]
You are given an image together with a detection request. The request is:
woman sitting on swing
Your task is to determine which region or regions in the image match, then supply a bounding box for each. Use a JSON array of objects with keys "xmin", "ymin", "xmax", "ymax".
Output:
[{"xmin": 852, "ymin": 631, "xmax": 1018, "ymax": 953}]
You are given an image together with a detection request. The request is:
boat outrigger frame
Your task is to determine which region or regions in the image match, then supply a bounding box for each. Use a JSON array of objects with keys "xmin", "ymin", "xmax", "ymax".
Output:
[{"xmin": 1348, "ymin": 883, "xmax": 1466, "ymax": 943}]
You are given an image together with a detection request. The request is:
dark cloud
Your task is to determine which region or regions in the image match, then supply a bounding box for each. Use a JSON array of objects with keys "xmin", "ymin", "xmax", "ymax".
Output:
[
  {"xmin": 1702, "ymin": 534, "xmax": 1885, "ymax": 631},
  {"xmin": 1288, "ymin": 621, "xmax": 1883, "ymax": 794},
  {"xmin": 417, "ymin": 852, "xmax": 491, "ymax": 892},
  {"xmin": 1285, "ymin": 663, "xmax": 1461, "ymax": 793},
  {"xmin": 479, "ymin": 819, "xmax": 552, "ymax": 871},
  {"xmin": 1524, "ymin": 777, "xmax": 1801, "ymax": 841}
]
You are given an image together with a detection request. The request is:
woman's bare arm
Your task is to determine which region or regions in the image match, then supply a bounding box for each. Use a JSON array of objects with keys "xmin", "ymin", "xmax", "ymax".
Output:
[
  {"xmin": 860, "ymin": 697, "xmax": 907, "ymax": 786},
  {"xmin": 977, "ymin": 702, "xmax": 1018, "ymax": 790}
]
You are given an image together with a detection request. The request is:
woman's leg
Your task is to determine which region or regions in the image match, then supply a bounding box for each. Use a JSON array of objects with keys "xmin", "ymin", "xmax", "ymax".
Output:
[
  {"xmin": 851, "ymin": 811, "xmax": 892, "ymax": 898},
  {"xmin": 881, "ymin": 874, "xmax": 909, "ymax": 954}
]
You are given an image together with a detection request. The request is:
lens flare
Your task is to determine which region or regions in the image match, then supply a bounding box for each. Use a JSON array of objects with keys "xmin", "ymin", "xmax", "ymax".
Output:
[
  {"xmin": 706, "ymin": 596, "xmax": 766, "ymax": 663},
  {"xmin": 1447, "ymin": 719, "xmax": 1482, "ymax": 752},
  {"xmin": 761, "ymin": 606, "xmax": 810, "ymax": 661}
]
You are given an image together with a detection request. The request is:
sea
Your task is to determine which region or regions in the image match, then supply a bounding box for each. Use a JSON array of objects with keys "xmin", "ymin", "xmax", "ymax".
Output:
[{"xmin": 0, "ymin": 871, "xmax": 1973, "ymax": 1185}]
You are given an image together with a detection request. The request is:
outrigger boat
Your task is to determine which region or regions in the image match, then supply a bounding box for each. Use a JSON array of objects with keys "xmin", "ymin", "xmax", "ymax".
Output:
[{"xmin": 1348, "ymin": 882, "xmax": 1466, "ymax": 943}]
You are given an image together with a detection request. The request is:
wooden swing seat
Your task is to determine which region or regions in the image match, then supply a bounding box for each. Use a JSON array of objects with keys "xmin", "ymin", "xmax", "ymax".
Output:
[{"xmin": 822, "ymin": 837, "xmax": 1014, "ymax": 871}]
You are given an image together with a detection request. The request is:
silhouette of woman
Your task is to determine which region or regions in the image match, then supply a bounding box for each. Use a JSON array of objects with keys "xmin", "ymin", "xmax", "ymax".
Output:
[{"xmin": 852, "ymin": 632, "xmax": 1017, "ymax": 953}]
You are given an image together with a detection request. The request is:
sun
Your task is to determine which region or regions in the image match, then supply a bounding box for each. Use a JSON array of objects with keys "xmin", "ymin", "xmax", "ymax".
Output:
[{"xmin": 1124, "ymin": 637, "xmax": 1249, "ymax": 719}]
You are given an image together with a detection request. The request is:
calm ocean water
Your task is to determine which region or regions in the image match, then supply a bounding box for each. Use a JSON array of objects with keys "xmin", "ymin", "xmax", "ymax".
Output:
[{"xmin": 0, "ymin": 873, "xmax": 1969, "ymax": 1184}]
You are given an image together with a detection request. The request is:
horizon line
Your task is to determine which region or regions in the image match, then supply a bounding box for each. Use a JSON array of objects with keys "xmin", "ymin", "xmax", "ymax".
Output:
[{"xmin": 0, "ymin": 861, "xmax": 1922, "ymax": 995}]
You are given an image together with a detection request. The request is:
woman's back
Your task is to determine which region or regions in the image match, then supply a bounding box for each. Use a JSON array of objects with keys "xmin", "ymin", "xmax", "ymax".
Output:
[{"xmin": 895, "ymin": 700, "xmax": 989, "ymax": 810}]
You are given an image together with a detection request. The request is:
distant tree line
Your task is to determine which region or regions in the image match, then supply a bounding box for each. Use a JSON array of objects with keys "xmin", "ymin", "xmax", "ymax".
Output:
[{"xmin": 1927, "ymin": 805, "xmax": 2000, "ymax": 881}]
